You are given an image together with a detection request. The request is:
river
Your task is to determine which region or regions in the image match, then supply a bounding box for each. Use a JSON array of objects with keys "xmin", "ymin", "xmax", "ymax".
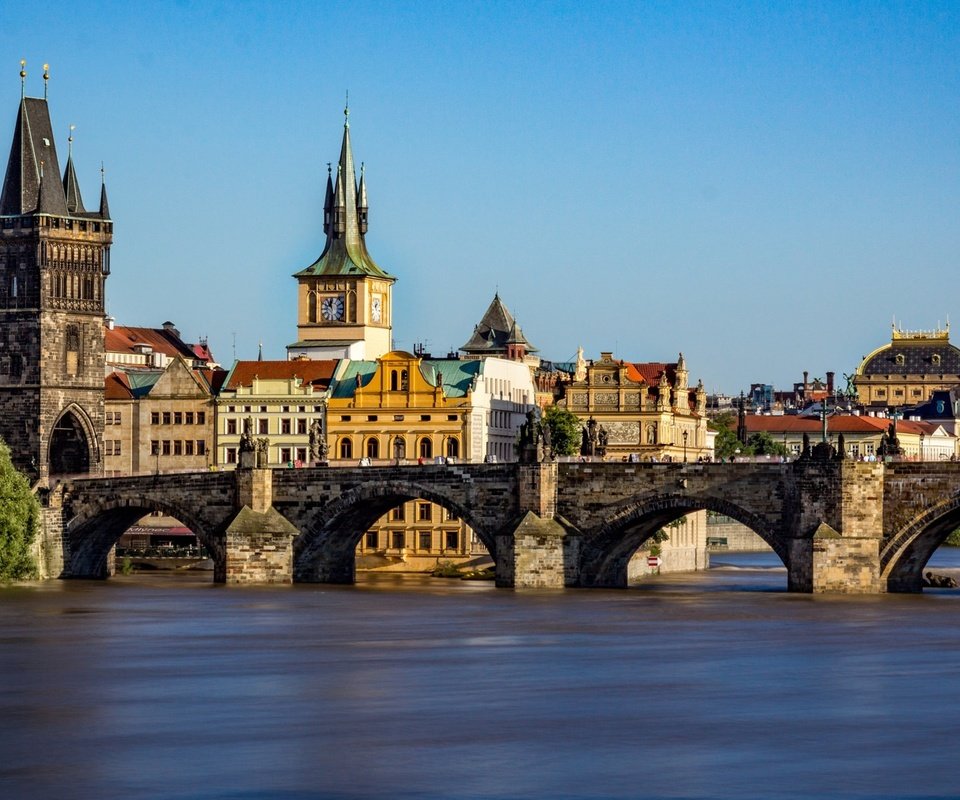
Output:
[{"xmin": 2, "ymin": 553, "xmax": 960, "ymax": 799}]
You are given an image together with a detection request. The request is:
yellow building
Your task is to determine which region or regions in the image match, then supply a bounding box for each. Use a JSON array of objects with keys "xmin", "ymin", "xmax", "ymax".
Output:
[
  {"xmin": 558, "ymin": 351, "xmax": 710, "ymax": 462},
  {"xmin": 328, "ymin": 351, "xmax": 486, "ymax": 568},
  {"xmin": 855, "ymin": 324, "xmax": 960, "ymax": 408}
]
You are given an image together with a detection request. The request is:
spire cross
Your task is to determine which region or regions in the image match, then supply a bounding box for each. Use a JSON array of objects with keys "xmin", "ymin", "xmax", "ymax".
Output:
[
  {"xmin": 19, "ymin": 59, "xmax": 26, "ymax": 98},
  {"xmin": 43, "ymin": 63, "xmax": 49, "ymax": 99},
  {"xmin": 68, "ymin": 124, "xmax": 75, "ymax": 156},
  {"xmin": 344, "ymin": 90, "xmax": 349, "ymax": 127},
  {"xmin": 100, "ymin": 161, "xmax": 105, "ymax": 184}
]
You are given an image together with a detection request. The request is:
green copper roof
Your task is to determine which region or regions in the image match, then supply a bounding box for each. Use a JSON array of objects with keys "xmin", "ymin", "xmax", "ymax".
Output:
[
  {"xmin": 330, "ymin": 360, "xmax": 378, "ymax": 398},
  {"xmin": 421, "ymin": 359, "xmax": 480, "ymax": 397},
  {"xmin": 294, "ymin": 115, "xmax": 393, "ymax": 280}
]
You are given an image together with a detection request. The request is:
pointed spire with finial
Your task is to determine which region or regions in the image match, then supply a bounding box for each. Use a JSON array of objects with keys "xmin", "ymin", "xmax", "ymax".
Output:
[
  {"xmin": 98, "ymin": 161, "xmax": 111, "ymax": 219},
  {"xmin": 322, "ymin": 162, "xmax": 334, "ymax": 234},
  {"xmin": 257, "ymin": 341, "xmax": 263, "ymax": 362},
  {"xmin": 62, "ymin": 125, "xmax": 85, "ymax": 214},
  {"xmin": 357, "ymin": 162, "xmax": 368, "ymax": 234},
  {"xmin": 43, "ymin": 63, "xmax": 49, "ymax": 100},
  {"xmin": 19, "ymin": 59, "xmax": 26, "ymax": 99}
]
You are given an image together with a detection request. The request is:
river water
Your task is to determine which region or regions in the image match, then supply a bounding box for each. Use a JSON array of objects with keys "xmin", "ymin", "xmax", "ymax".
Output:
[{"xmin": 3, "ymin": 553, "xmax": 960, "ymax": 800}]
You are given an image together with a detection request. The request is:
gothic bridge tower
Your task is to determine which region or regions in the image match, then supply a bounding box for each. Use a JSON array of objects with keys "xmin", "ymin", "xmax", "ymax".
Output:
[
  {"xmin": 288, "ymin": 104, "xmax": 396, "ymax": 361},
  {"xmin": 0, "ymin": 64, "xmax": 113, "ymax": 481}
]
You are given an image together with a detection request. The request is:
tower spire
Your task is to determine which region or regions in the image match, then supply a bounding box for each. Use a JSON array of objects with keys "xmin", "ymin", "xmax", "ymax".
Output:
[
  {"xmin": 19, "ymin": 59, "xmax": 25, "ymax": 99},
  {"xmin": 62, "ymin": 125, "xmax": 85, "ymax": 214},
  {"xmin": 99, "ymin": 161, "xmax": 111, "ymax": 219}
]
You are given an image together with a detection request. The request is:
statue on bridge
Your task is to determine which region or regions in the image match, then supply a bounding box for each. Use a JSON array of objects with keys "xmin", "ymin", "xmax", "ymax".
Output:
[
  {"xmin": 580, "ymin": 417, "xmax": 599, "ymax": 458},
  {"xmin": 239, "ymin": 416, "xmax": 255, "ymax": 454},
  {"xmin": 255, "ymin": 438, "xmax": 269, "ymax": 469},
  {"xmin": 518, "ymin": 407, "xmax": 547, "ymax": 464},
  {"xmin": 309, "ymin": 418, "xmax": 328, "ymax": 464}
]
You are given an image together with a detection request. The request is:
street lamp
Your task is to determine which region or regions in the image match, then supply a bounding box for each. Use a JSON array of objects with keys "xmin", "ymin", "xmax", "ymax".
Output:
[
  {"xmin": 920, "ymin": 432, "xmax": 925, "ymax": 462},
  {"xmin": 682, "ymin": 430, "xmax": 688, "ymax": 462}
]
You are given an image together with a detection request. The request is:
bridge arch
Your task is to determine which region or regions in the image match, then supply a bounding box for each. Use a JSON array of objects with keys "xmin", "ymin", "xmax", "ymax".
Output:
[
  {"xmin": 64, "ymin": 492, "xmax": 222, "ymax": 580},
  {"xmin": 882, "ymin": 493, "xmax": 960, "ymax": 592},
  {"xmin": 579, "ymin": 492, "xmax": 786, "ymax": 588},
  {"xmin": 49, "ymin": 403, "xmax": 98, "ymax": 476},
  {"xmin": 294, "ymin": 478, "xmax": 498, "ymax": 584}
]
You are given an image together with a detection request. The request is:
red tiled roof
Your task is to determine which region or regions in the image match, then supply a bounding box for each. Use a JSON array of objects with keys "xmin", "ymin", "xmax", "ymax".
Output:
[
  {"xmin": 226, "ymin": 360, "xmax": 338, "ymax": 390},
  {"xmin": 105, "ymin": 325, "xmax": 196, "ymax": 360},
  {"xmin": 105, "ymin": 371, "xmax": 133, "ymax": 400},
  {"xmin": 744, "ymin": 415, "xmax": 935, "ymax": 435},
  {"xmin": 627, "ymin": 362, "xmax": 676, "ymax": 385}
]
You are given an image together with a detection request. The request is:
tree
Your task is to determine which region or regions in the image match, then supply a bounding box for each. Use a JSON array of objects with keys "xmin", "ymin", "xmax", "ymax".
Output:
[
  {"xmin": 708, "ymin": 412, "xmax": 743, "ymax": 459},
  {"xmin": 746, "ymin": 431, "xmax": 789, "ymax": 457},
  {"xmin": 0, "ymin": 437, "xmax": 39, "ymax": 580},
  {"xmin": 543, "ymin": 405, "xmax": 581, "ymax": 457}
]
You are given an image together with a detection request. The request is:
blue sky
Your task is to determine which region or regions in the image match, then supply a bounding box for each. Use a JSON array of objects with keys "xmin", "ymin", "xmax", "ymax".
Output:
[{"xmin": 4, "ymin": 1, "xmax": 959, "ymax": 393}]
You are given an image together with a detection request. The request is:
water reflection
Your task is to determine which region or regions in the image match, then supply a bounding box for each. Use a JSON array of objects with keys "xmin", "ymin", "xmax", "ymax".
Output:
[{"xmin": 2, "ymin": 562, "xmax": 960, "ymax": 799}]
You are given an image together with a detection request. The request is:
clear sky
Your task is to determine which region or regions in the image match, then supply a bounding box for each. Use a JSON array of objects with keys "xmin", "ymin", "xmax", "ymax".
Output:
[{"xmin": 4, "ymin": 1, "xmax": 959, "ymax": 394}]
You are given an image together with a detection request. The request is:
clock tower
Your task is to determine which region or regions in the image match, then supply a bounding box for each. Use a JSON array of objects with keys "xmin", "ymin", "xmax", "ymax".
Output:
[{"xmin": 288, "ymin": 106, "xmax": 395, "ymax": 361}]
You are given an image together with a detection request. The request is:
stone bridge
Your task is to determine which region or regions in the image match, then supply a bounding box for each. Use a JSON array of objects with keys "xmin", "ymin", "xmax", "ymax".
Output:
[{"xmin": 40, "ymin": 460, "xmax": 960, "ymax": 593}]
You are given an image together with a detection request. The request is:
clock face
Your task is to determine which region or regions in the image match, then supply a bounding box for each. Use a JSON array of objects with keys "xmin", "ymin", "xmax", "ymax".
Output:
[
  {"xmin": 321, "ymin": 295, "xmax": 345, "ymax": 321},
  {"xmin": 371, "ymin": 296, "xmax": 382, "ymax": 323}
]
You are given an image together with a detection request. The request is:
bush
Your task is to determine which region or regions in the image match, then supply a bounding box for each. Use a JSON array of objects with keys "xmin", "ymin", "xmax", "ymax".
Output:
[{"xmin": 0, "ymin": 438, "xmax": 39, "ymax": 581}]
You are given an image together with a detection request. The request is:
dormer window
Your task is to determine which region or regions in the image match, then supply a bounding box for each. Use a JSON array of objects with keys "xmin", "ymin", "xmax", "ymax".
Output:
[
  {"xmin": 932, "ymin": 354, "xmax": 941, "ymax": 366},
  {"xmin": 895, "ymin": 354, "xmax": 905, "ymax": 366}
]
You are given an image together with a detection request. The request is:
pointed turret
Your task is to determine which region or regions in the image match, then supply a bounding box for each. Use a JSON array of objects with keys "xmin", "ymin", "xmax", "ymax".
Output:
[
  {"xmin": 99, "ymin": 173, "xmax": 110, "ymax": 220},
  {"xmin": 294, "ymin": 106, "xmax": 391, "ymax": 279},
  {"xmin": 322, "ymin": 163, "xmax": 333, "ymax": 234},
  {"xmin": 62, "ymin": 138, "xmax": 85, "ymax": 214},
  {"xmin": 460, "ymin": 293, "xmax": 539, "ymax": 357},
  {"xmin": 1, "ymin": 97, "xmax": 67, "ymax": 216},
  {"xmin": 357, "ymin": 162, "xmax": 368, "ymax": 234}
]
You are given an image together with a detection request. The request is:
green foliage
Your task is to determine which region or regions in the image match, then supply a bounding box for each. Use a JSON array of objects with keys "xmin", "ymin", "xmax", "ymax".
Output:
[
  {"xmin": 0, "ymin": 438, "xmax": 39, "ymax": 581},
  {"xmin": 709, "ymin": 412, "xmax": 743, "ymax": 459},
  {"xmin": 746, "ymin": 431, "xmax": 789, "ymax": 457},
  {"xmin": 544, "ymin": 405, "xmax": 582, "ymax": 457},
  {"xmin": 944, "ymin": 529, "xmax": 960, "ymax": 547}
]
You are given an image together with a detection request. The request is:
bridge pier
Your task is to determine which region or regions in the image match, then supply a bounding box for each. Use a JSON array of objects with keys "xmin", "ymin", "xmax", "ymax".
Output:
[
  {"xmin": 495, "ymin": 463, "xmax": 581, "ymax": 588},
  {"xmin": 224, "ymin": 468, "xmax": 299, "ymax": 584}
]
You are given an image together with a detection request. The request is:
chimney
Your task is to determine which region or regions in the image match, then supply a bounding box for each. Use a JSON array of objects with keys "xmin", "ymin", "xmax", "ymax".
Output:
[
  {"xmin": 826, "ymin": 372, "xmax": 835, "ymax": 394},
  {"xmin": 803, "ymin": 370, "xmax": 809, "ymax": 388},
  {"xmin": 105, "ymin": 315, "xmax": 115, "ymax": 331}
]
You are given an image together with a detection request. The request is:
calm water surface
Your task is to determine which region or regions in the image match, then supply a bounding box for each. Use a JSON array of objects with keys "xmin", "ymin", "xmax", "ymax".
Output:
[{"xmin": 3, "ymin": 554, "xmax": 960, "ymax": 800}]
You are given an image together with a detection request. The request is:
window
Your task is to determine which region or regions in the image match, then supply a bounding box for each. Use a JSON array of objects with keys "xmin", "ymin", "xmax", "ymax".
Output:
[
  {"xmin": 419, "ymin": 532, "xmax": 432, "ymax": 550},
  {"xmin": 280, "ymin": 447, "xmax": 292, "ymax": 464},
  {"xmin": 913, "ymin": 390, "xmax": 922, "ymax": 397},
  {"xmin": 296, "ymin": 418, "xmax": 307, "ymax": 435},
  {"xmin": 173, "ymin": 440, "xmax": 182, "ymax": 456},
  {"xmin": 162, "ymin": 440, "xmax": 171, "ymax": 455},
  {"xmin": 445, "ymin": 531, "xmax": 459, "ymax": 550},
  {"xmin": 162, "ymin": 412, "xmax": 171, "ymax": 425},
  {"xmin": 282, "ymin": 406, "xmax": 290, "ymax": 413},
  {"xmin": 114, "ymin": 412, "xmax": 121, "ymax": 425},
  {"xmin": 446, "ymin": 509, "xmax": 459, "ymax": 522},
  {"xmin": 259, "ymin": 406, "xmax": 267, "ymax": 413},
  {"xmin": 420, "ymin": 415, "xmax": 431, "ymax": 421},
  {"xmin": 151, "ymin": 440, "xmax": 160, "ymax": 455},
  {"xmin": 341, "ymin": 415, "xmax": 351, "ymax": 422},
  {"xmin": 392, "ymin": 532, "xmax": 405, "ymax": 549},
  {"xmin": 226, "ymin": 447, "xmax": 237, "ymax": 464},
  {"xmin": 446, "ymin": 439, "xmax": 459, "ymax": 459},
  {"xmin": 391, "ymin": 370, "xmax": 398, "ymax": 391},
  {"xmin": 185, "ymin": 412, "xmax": 194, "ymax": 425},
  {"xmin": 418, "ymin": 503, "xmax": 432, "ymax": 522},
  {"xmin": 197, "ymin": 412, "xmax": 206, "ymax": 425},
  {"xmin": 419, "ymin": 438, "xmax": 433, "ymax": 459},
  {"xmin": 185, "ymin": 440, "xmax": 194, "ymax": 456},
  {"xmin": 226, "ymin": 418, "xmax": 237, "ymax": 435},
  {"xmin": 105, "ymin": 412, "xmax": 113, "ymax": 425},
  {"xmin": 447, "ymin": 415, "xmax": 457, "ymax": 421},
  {"xmin": 258, "ymin": 418, "xmax": 269, "ymax": 435},
  {"xmin": 391, "ymin": 506, "xmax": 405, "ymax": 522},
  {"xmin": 365, "ymin": 531, "xmax": 378, "ymax": 549},
  {"xmin": 174, "ymin": 412, "xmax": 183, "ymax": 425},
  {"xmin": 367, "ymin": 414, "xmax": 378, "ymax": 422},
  {"xmin": 339, "ymin": 438, "xmax": 353, "ymax": 459},
  {"xmin": 296, "ymin": 447, "xmax": 307, "ymax": 463},
  {"xmin": 281, "ymin": 418, "xmax": 291, "ymax": 435},
  {"xmin": 197, "ymin": 440, "xmax": 206, "ymax": 456}
]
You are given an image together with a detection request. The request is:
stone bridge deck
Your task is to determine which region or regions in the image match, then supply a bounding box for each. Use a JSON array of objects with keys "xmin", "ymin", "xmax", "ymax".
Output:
[{"xmin": 40, "ymin": 460, "xmax": 960, "ymax": 593}]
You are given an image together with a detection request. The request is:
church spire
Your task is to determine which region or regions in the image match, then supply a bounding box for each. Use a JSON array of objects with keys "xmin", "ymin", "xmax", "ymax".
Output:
[
  {"xmin": 1, "ymin": 93, "xmax": 67, "ymax": 216},
  {"xmin": 98, "ymin": 163, "xmax": 111, "ymax": 219},
  {"xmin": 62, "ymin": 125, "xmax": 85, "ymax": 214},
  {"xmin": 294, "ymin": 104, "xmax": 391, "ymax": 280}
]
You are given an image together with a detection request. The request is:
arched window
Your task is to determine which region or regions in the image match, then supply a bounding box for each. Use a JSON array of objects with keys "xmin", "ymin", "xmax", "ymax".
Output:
[
  {"xmin": 346, "ymin": 290, "xmax": 357, "ymax": 323},
  {"xmin": 339, "ymin": 437, "xmax": 353, "ymax": 459},
  {"xmin": 446, "ymin": 438, "xmax": 459, "ymax": 459},
  {"xmin": 391, "ymin": 370, "xmax": 398, "ymax": 391},
  {"xmin": 308, "ymin": 292, "xmax": 318, "ymax": 323},
  {"xmin": 419, "ymin": 438, "xmax": 433, "ymax": 459},
  {"xmin": 401, "ymin": 370, "xmax": 408, "ymax": 391},
  {"xmin": 366, "ymin": 437, "xmax": 379, "ymax": 459}
]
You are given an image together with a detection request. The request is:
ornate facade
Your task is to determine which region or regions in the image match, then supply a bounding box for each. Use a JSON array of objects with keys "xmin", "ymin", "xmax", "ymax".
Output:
[
  {"xmin": 288, "ymin": 107, "xmax": 395, "ymax": 361},
  {"xmin": 0, "ymin": 74, "xmax": 112, "ymax": 480},
  {"xmin": 558, "ymin": 351, "xmax": 709, "ymax": 461},
  {"xmin": 855, "ymin": 325, "xmax": 960, "ymax": 408}
]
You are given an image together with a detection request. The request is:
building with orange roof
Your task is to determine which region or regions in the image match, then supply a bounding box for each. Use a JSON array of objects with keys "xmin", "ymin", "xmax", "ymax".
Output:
[{"xmin": 742, "ymin": 411, "xmax": 956, "ymax": 461}]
